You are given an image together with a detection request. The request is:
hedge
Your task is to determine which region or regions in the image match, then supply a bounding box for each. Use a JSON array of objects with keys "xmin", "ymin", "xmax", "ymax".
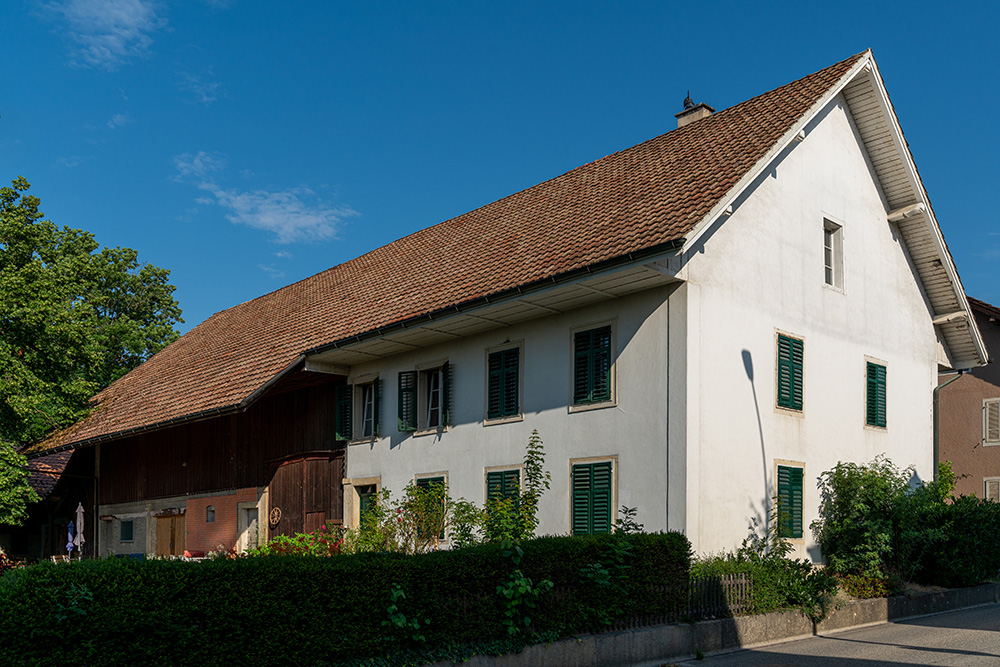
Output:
[{"xmin": 0, "ymin": 532, "xmax": 690, "ymax": 667}]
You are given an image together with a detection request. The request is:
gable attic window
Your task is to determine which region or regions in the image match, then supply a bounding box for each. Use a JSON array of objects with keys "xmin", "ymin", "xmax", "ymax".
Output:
[
  {"xmin": 823, "ymin": 219, "xmax": 844, "ymax": 290},
  {"xmin": 399, "ymin": 362, "xmax": 451, "ymax": 433},
  {"xmin": 866, "ymin": 362, "xmax": 887, "ymax": 428},
  {"xmin": 335, "ymin": 378, "xmax": 380, "ymax": 441},
  {"xmin": 776, "ymin": 334, "xmax": 804, "ymax": 411},
  {"xmin": 984, "ymin": 399, "xmax": 1000, "ymax": 445}
]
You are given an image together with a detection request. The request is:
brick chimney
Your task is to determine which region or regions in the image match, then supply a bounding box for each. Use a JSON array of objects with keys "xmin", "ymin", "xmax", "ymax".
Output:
[{"xmin": 675, "ymin": 91, "xmax": 715, "ymax": 128}]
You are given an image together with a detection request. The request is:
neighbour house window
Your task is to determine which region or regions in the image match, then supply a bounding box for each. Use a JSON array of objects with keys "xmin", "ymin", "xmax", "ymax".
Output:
[
  {"xmin": 823, "ymin": 219, "xmax": 844, "ymax": 290},
  {"xmin": 206, "ymin": 506, "xmax": 215, "ymax": 523},
  {"xmin": 776, "ymin": 465, "xmax": 804, "ymax": 539},
  {"xmin": 399, "ymin": 363, "xmax": 451, "ymax": 432},
  {"xmin": 866, "ymin": 362, "xmax": 887, "ymax": 428},
  {"xmin": 573, "ymin": 326, "xmax": 613, "ymax": 406},
  {"xmin": 487, "ymin": 347, "xmax": 520, "ymax": 420},
  {"xmin": 985, "ymin": 478, "xmax": 1000, "ymax": 503},
  {"xmin": 120, "ymin": 520, "xmax": 134, "ymax": 542},
  {"xmin": 984, "ymin": 399, "xmax": 1000, "ymax": 445},
  {"xmin": 335, "ymin": 379, "xmax": 380, "ymax": 441},
  {"xmin": 571, "ymin": 461, "xmax": 613, "ymax": 535},
  {"xmin": 415, "ymin": 476, "xmax": 447, "ymax": 539},
  {"xmin": 776, "ymin": 334, "xmax": 804, "ymax": 411},
  {"xmin": 486, "ymin": 469, "xmax": 520, "ymax": 508}
]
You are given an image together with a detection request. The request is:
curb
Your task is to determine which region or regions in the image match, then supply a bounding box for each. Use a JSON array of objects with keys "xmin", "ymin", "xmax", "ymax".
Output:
[{"xmin": 432, "ymin": 583, "xmax": 1000, "ymax": 667}]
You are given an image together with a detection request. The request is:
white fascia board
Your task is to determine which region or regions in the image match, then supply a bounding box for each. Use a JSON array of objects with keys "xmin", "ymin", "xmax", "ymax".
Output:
[
  {"xmin": 680, "ymin": 51, "xmax": 874, "ymax": 254},
  {"xmin": 863, "ymin": 58, "xmax": 988, "ymax": 366}
]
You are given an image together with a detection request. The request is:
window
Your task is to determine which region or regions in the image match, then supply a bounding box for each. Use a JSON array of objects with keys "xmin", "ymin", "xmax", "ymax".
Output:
[
  {"xmin": 486, "ymin": 469, "xmax": 520, "ymax": 508},
  {"xmin": 776, "ymin": 465, "xmax": 804, "ymax": 539},
  {"xmin": 866, "ymin": 362, "xmax": 887, "ymax": 428},
  {"xmin": 487, "ymin": 347, "xmax": 520, "ymax": 420},
  {"xmin": 356, "ymin": 485, "xmax": 377, "ymax": 523},
  {"xmin": 823, "ymin": 219, "xmax": 843, "ymax": 290},
  {"xmin": 120, "ymin": 519, "xmax": 134, "ymax": 542},
  {"xmin": 984, "ymin": 399, "xmax": 1000, "ymax": 445},
  {"xmin": 571, "ymin": 461, "xmax": 613, "ymax": 535},
  {"xmin": 573, "ymin": 326, "xmax": 613, "ymax": 405},
  {"xmin": 415, "ymin": 476, "xmax": 447, "ymax": 539},
  {"xmin": 776, "ymin": 334, "xmax": 804, "ymax": 411},
  {"xmin": 399, "ymin": 363, "xmax": 451, "ymax": 432},
  {"xmin": 206, "ymin": 505, "xmax": 215, "ymax": 523},
  {"xmin": 335, "ymin": 379, "xmax": 380, "ymax": 441},
  {"xmin": 985, "ymin": 478, "xmax": 1000, "ymax": 503}
]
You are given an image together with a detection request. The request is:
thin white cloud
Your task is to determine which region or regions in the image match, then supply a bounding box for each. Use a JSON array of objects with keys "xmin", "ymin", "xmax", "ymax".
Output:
[
  {"xmin": 173, "ymin": 151, "xmax": 357, "ymax": 244},
  {"xmin": 179, "ymin": 69, "xmax": 224, "ymax": 105},
  {"xmin": 107, "ymin": 112, "xmax": 132, "ymax": 129},
  {"xmin": 258, "ymin": 264, "xmax": 286, "ymax": 279},
  {"xmin": 274, "ymin": 250, "xmax": 294, "ymax": 259},
  {"xmin": 49, "ymin": 0, "xmax": 166, "ymax": 70},
  {"xmin": 56, "ymin": 156, "xmax": 84, "ymax": 168}
]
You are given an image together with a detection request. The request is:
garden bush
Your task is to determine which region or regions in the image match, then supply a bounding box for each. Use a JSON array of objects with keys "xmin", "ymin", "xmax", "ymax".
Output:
[{"xmin": 0, "ymin": 531, "xmax": 691, "ymax": 667}]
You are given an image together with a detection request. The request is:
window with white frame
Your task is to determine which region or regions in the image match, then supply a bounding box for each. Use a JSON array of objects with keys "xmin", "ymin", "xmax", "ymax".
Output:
[
  {"xmin": 398, "ymin": 362, "xmax": 450, "ymax": 433},
  {"xmin": 985, "ymin": 478, "xmax": 1000, "ymax": 503},
  {"xmin": 334, "ymin": 378, "xmax": 380, "ymax": 441},
  {"xmin": 823, "ymin": 219, "xmax": 844, "ymax": 290},
  {"xmin": 984, "ymin": 399, "xmax": 1000, "ymax": 445}
]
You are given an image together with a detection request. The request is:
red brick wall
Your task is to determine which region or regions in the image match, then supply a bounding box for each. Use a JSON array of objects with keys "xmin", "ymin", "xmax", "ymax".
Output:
[{"xmin": 186, "ymin": 488, "xmax": 257, "ymax": 554}]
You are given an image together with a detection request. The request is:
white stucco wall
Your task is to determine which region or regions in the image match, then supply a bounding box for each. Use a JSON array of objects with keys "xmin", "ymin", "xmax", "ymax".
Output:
[
  {"xmin": 681, "ymin": 94, "xmax": 939, "ymax": 558},
  {"xmin": 342, "ymin": 285, "xmax": 679, "ymax": 537}
]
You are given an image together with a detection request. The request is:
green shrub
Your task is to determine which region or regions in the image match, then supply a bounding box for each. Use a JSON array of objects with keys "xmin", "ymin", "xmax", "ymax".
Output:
[{"xmin": 0, "ymin": 532, "xmax": 691, "ymax": 667}]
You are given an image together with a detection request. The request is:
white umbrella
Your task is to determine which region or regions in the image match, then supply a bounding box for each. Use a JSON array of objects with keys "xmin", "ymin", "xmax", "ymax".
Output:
[{"xmin": 73, "ymin": 502, "xmax": 85, "ymax": 557}]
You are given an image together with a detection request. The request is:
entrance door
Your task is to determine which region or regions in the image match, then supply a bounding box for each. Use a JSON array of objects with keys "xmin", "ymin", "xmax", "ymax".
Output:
[{"xmin": 155, "ymin": 514, "xmax": 186, "ymax": 556}]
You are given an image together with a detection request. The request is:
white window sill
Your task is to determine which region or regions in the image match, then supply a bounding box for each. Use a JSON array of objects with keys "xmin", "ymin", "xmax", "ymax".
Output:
[
  {"xmin": 863, "ymin": 424, "xmax": 887, "ymax": 432},
  {"xmin": 569, "ymin": 400, "xmax": 616, "ymax": 414},
  {"xmin": 983, "ymin": 441, "xmax": 1000, "ymax": 447},
  {"xmin": 413, "ymin": 426, "xmax": 448, "ymax": 438},
  {"xmin": 484, "ymin": 414, "xmax": 523, "ymax": 427},
  {"xmin": 348, "ymin": 436, "xmax": 377, "ymax": 446}
]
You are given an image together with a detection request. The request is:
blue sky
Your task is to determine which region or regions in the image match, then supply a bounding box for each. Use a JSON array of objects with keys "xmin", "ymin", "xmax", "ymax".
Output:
[{"xmin": 1, "ymin": 1, "xmax": 997, "ymax": 334}]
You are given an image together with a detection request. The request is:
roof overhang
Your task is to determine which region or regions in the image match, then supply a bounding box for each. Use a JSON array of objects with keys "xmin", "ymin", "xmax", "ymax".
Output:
[
  {"xmin": 305, "ymin": 240, "xmax": 686, "ymax": 367},
  {"xmin": 679, "ymin": 50, "xmax": 987, "ymax": 370}
]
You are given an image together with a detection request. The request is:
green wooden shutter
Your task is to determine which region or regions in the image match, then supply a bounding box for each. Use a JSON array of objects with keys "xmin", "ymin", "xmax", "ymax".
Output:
[
  {"xmin": 487, "ymin": 351, "xmax": 502, "ymax": 419},
  {"xmin": 571, "ymin": 461, "xmax": 612, "ymax": 535},
  {"xmin": 487, "ymin": 469, "xmax": 520, "ymax": 507},
  {"xmin": 777, "ymin": 335, "xmax": 804, "ymax": 410},
  {"xmin": 776, "ymin": 465, "xmax": 803, "ymax": 538},
  {"xmin": 416, "ymin": 476, "xmax": 446, "ymax": 539},
  {"xmin": 574, "ymin": 327, "xmax": 612, "ymax": 404},
  {"xmin": 334, "ymin": 384, "xmax": 352, "ymax": 441},
  {"xmin": 442, "ymin": 361, "xmax": 451, "ymax": 426},
  {"xmin": 488, "ymin": 349, "xmax": 519, "ymax": 419},
  {"xmin": 866, "ymin": 362, "xmax": 886, "ymax": 427},
  {"xmin": 398, "ymin": 371, "xmax": 417, "ymax": 432},
  {"xmin": 373, "ymin": 378, "xmax": 381, "ymax": 436}
]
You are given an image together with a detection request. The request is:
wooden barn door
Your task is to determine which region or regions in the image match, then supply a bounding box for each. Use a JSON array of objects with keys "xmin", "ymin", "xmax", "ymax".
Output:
[
  {"xmin": 268, "ymin": 452, "xmax": 344, "ymax": 538},
  {"xmin": 155, "ymin": 514, "xmax": 186, "ymax": 556}
]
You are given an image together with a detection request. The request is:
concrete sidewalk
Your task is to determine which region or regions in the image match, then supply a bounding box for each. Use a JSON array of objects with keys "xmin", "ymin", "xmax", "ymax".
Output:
[{"xmin": 433, "ymin": 583, "xmax": 1000, "ymax": 667}]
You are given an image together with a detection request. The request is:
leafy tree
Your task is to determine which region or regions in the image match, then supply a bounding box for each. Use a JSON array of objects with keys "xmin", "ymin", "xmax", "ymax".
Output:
[
  {"xmin": 0, "ymin": 440, "xmax": 40, "ymax": 526},
  {"xmin": 0, "ymin": 177, "xmax": 182, "ymax": 445}
]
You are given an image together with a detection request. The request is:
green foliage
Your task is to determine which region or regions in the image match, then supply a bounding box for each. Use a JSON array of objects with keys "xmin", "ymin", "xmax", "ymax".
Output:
[
  {"xmin": 0, "ymin": 440, "xmax": 40, "ymax": 526},
  {"xmin": 614, "ymin": 505, "xmax": 644, "ymax": 535},
  {"xmin": 693, "ymin": 502, "xmax": 838, "ymax": 621},
  {"xmin": 0, "ymin": 177, "xmax": 183, "ymax": 445},
  {"xmin": 245, "ymin": 522, "xmax": 343, "ymax": 557},
  {"xmin": 812, "ymin": 456, "xmax": 1000, "ymax": 589},
  {"xmin": 0, "ymin": 532, "xmax": 691, "ymax": 666},
  {"xmin": 496, "ymin": 542, "xmax": 554, "ymax": 636}
]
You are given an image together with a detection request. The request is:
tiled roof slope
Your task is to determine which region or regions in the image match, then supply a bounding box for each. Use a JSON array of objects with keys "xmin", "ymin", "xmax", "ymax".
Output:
[
  {"xmin": 25, "ymin": 450, "xmax": 71, "ymax": 497},
  {"xmin": 29, "ymin": 52, "xmax": 864, "ymax": 455}
]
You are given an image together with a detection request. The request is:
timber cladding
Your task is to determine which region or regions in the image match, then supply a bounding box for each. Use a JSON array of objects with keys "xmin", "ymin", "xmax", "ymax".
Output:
[
  {"xmin": 267, "ymin": 453, "xmax": 344, "ymax": 538},
  {"xmin": 98, "ymin": 378, "xmax": 344, "ymax": 505}
]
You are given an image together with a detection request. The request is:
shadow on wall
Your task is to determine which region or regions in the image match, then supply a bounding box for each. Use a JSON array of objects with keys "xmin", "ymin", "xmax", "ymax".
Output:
[{"xmin": 742, "ymin": 349, "xmax": 770, "ymax": 525}]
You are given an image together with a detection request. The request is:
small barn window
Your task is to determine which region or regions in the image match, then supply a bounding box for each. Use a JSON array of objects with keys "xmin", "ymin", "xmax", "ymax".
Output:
[
  {"xmin": 120, "ymin": 520, "xmax": 134, "ymax": 542},
  {"xmin": 206, "ymin": 506, "xmax": 215, "ymax": 523}
]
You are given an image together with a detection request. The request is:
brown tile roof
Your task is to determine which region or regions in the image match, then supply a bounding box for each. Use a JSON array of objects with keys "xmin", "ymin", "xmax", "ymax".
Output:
[
  {"xmin": 25, "ymin": 450, "xmax": 72, "ymax": 496},
  {"xmin": 969, "ymin": 297, "xmax": 1000, "ymax": 323},
  {"xmin": 27, "ymin": 52, "xmax": 865, "ymax": 455}
]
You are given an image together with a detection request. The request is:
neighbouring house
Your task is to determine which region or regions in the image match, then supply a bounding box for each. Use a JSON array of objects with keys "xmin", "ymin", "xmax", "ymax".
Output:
[
  {"xmin": 938, "ymin": 297, "xmax": 1000, "ymax": 500},
  {"xmin": 24, "ymin": 50, "xmax": 986, "ymax": 561}
]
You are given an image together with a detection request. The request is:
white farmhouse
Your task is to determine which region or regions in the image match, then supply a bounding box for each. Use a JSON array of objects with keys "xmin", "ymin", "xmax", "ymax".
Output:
[{"xmin": 28, "ymin": 50, "xmax": 985, "ymax": 560}]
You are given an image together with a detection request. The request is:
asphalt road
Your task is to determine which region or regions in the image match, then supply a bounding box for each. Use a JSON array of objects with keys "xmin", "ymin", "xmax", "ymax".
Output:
[{"xmin": 673, "ymin": 603, "xmax": 1000, "ymax": 667}]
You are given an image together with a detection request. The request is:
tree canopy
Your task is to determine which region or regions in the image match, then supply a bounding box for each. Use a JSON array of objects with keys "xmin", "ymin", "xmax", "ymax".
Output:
[{"xmin": 1, "ymin": 176, "xmax": 183, "ymax": 446}]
